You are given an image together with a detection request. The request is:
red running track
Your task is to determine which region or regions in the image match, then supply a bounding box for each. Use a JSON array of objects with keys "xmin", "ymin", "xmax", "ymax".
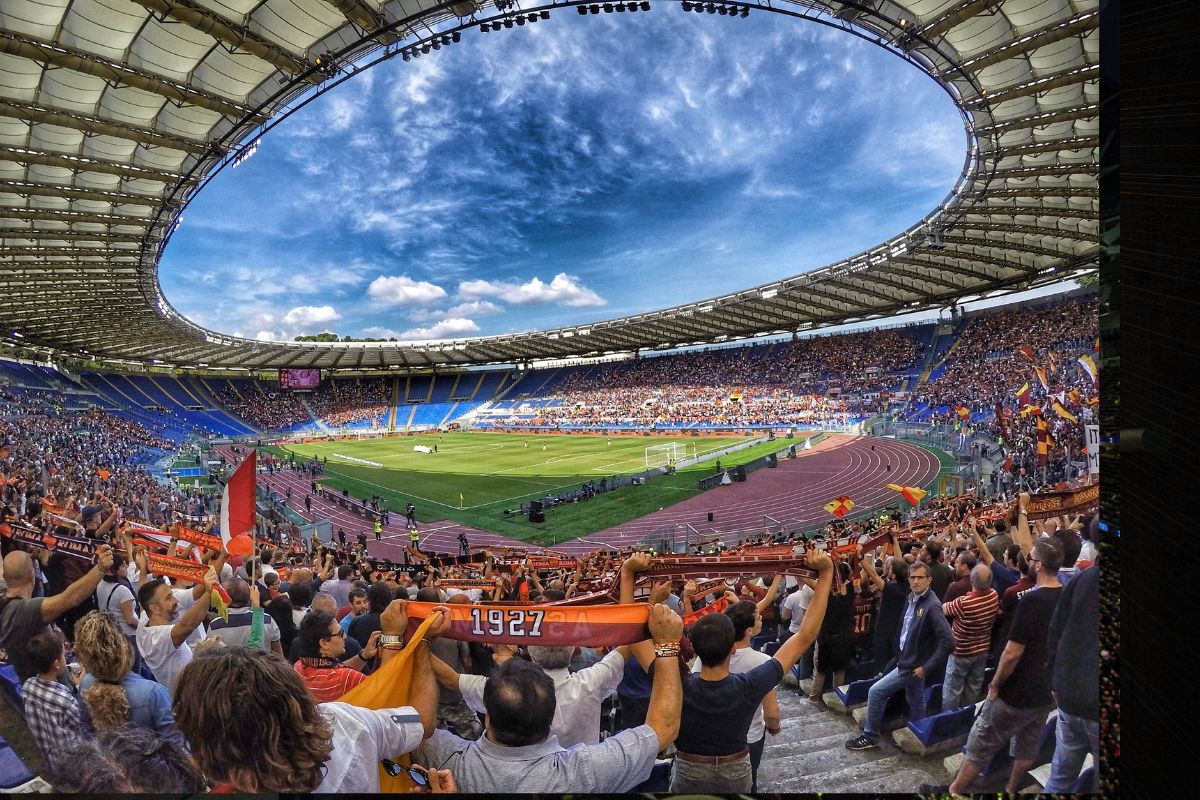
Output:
[{"xmin": 215, "ymin": 434, "xmax": 940, "ymax": 562}]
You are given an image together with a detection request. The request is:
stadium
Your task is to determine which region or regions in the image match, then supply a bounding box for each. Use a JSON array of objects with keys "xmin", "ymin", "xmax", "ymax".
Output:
[{"xmin": 0, "ymin": 0, "xmax": 1109, "ymax": 795}]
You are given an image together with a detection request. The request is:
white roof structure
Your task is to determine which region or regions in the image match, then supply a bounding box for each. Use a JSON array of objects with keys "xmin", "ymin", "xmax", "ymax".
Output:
[{"xmin": 0, "ymin": 0, "xmax": 1098, "ymax": 370}]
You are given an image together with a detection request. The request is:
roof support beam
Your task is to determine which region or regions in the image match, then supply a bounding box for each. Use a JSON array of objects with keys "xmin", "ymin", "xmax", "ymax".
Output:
[
  {"xmin": 986, "ymin": 163, "xmax": 1099, "ymax": 181},
  {"xmin": 962, "ymin": 204, "xmax": 1097, "ymax": 219},
  {"xmin": 948, "ymin": 221, "xmax": 1096, "ymax": 237},
  {"xmin": 977, "ymin": 106, "xmax": 1099, "ymax": 136},
  {"xmin": 319, "ymin": 0, "xmax": 403, "ymax": 43},
  {"xmin": 0, "ymin": 100, "xmax": 219, "ymax": 156},
  {"xmin": 984, "ymin": 137, "xmax": 1099, "ymax": 159},
  {"xmin": 0, "ymin": 229, "xmax": 150, "ymax": 244},
  {"xmin": 826, "ymin": 278, "xmax": 902, "ymax": 305},
  {"xmin": 0, "ymin": 29, "xmax": 261, "ymax": 120},
  {"xmin": 972, "ymin": 65, "xmax": 1099, "ymax": 108},
  {"xmin": 938, "ymin": 236, "xmax": 1077, "ymax": 261},
  {"xmin": 849, "ymin": 271, "xmax": 925, "ymax": 298},
  {"xmin": 949, "ymin": 13, "xmax": 1099, "ymax": 75},
  {"xmin": 127, "ymin": 0, "xmax": 313, "ymax": 78},
  {"xmin": 879, "ymin": 262, "xmax": 969, "ymax": 290},
  {"xmin": 920, "ymin": 0, "xmax": 1002, "ymax": 41},
  {"xmin": 0, "ymin": 145, "xmax": 193, "ymax": 185},
  {"xmin": 2, "ymin": 207, "xmax": 153, "ymax": 228},
  {"xmin": 903, "ymin": 250, "xmax": 1038, "ymax": 278},
  {"xmin": 967, "ymin": 187, "xmax": 1098, "ymax": 200},
  {"xmin": 0, "ymin": 178, "xmax": 167, "ymax": 207},
  {"xmin": 0, "ymin": 247, "xmax": 140, "ymax": 259}
]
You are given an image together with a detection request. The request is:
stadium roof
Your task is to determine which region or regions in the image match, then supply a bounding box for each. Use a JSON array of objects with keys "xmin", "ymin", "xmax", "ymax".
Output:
[{"xmin": 1, "ymin": 0, "xmax": 1098, "ymax": 371}]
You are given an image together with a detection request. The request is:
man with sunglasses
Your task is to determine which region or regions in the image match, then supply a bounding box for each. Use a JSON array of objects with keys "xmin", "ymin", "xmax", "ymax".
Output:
[
  {"xmin": 295, "ymin": 609, "xmax": 382, "ymax": 701},
  {"xmin": 845, "ymin": 559, "xmax": 953, "ymax": 751}
]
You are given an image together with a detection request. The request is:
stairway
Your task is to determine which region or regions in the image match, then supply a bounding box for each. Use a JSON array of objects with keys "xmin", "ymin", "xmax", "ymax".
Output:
[
  {"xmin": 297, "ymin": 394, "xmax": 332, "ymax": 435},
  {"xmin": 755, "ymin": 682, "xmax": 951, "ymax": 793}
]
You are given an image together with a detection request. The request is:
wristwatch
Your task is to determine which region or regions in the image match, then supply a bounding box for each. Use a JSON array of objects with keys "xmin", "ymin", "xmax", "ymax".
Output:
[{"xmin": 378, "ymin": 634, "xmax": 404, "ymax": 649}]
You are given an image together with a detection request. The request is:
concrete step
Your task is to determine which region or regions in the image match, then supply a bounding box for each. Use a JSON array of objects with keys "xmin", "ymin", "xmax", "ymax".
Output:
[{"xmin": 839, "ymin": 766, "xmax": 944, "ymax": 794}]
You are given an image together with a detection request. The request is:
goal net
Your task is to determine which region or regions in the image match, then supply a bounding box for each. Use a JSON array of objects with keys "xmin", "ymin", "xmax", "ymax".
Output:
[{"xmin": 645, "ymin": 442, "xmax": 696, "ymax": 468}]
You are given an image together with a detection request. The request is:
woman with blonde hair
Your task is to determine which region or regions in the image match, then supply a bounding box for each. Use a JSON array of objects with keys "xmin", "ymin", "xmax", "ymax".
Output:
[{"xmin": 73, "ymin": 610, "xmax": 186, "ymax": 749}]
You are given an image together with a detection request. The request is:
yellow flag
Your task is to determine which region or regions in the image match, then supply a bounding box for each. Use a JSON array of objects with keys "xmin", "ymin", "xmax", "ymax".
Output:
[{"xmin": 210, "ymin": 588, "xmax": 229, "ymax": 623}]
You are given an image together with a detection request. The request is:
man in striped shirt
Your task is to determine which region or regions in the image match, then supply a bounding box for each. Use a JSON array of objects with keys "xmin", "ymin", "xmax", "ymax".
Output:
[
  {"xmin": 941, "ymin": 564, "xmax": 1000, "ymax": 710},
  {"xmin": 294, "ymin": 610, "xmax": 381, "ymax": 701}
]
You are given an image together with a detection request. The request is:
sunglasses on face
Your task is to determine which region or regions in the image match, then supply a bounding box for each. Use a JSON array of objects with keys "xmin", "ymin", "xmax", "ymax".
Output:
[{"xmin": 380, "ymin": 759, "xmax": 428, "ymax": 785}]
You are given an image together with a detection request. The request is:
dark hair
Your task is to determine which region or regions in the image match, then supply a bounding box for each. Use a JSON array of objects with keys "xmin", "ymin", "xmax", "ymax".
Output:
[
  {"xmin": 174, "ymin": 647, "xmax": 333, "ymax": 792},
  {"xmin": 993, "ymin": 519, "xmax": 1007, "ymax": 534},
  {"xmin": 348, "ymin": 587, "xmax": 368, "ymax": 602},
  {"xmin": 298, "ymin": 611, "xmax": 337, "ymax": 659},
  {"xmin": 891, "ymin": 560, "xmax": 908, "ymax": 583},
  {"xmin": 1053, "ymin": 530, "xmax": 1082, "ymax": 568},
  {"xmin": 689, "ymin": 613, "xmax": 737, "ymax": 668},
  {"xmin": 725, "ymin": 600, "xmax": 758, "ymax": 641},
  {"xmin": 265, "ymin": 595, "xmax": 298, "ymax": 655},
  {"xmin": 288, "ymin": 582, "xmax": 313, "ymax": 609},
  {"xmin": 367, "ymin": 581, "xmax": 394, "ymax": 613},
  {"xmin": 225, "ymin": 578, "xmax": 251, "ymax": 607},
  {"xmin": 483, "ymin": 659, "xmax": 556, "ymax": 746},
  {"xmin": 1004, "ymin": 544, "xmax": 1023, "ymax": 568},
  {"xmin": 137, "ymin": 578, "xmax": 169, "ymax": 614},
  {"xmin": 337, "ymin": 564, "xmax": 353, "ymax": 581},
  {"xmin": 27, "ymin": 630, "xmax": 64, "ymax": 674},
  {"xmin": 53, "ymin": 727, "xmax": 205, "ymax": 793},
  {"xmin": 924, "ymin": 539, "xmax": 943, "ymax": 560},
  {"xmin": 837, "ymin": 561, "xmax": 853, "ymax": 582},
  {"xmin": 1032, "ymin": 539, "xmax": 1064, "ymax": 574}
]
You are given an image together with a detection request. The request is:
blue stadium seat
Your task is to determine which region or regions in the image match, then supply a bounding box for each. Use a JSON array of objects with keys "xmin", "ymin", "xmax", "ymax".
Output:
[
  {"xmin": 0, "ymin": 664, "xmax": 21, "ymax": 711},
  {"xmin": 902, "ymin": 704, "xmax": 977, "ymax": 749},
  {"xmin": 0, "ymin": 736, "xmax": 35, "ymax": 791},
  {"xmin": 750, "ymin": 633, "xmax": 775, "ymax": 652},
  {"xmin": 762, "ymin": 640, "xmax": 782, "ymax": 657},
  {"xmin": 835, "ymin": 676, "xmax": 879, "ymax": 708}
]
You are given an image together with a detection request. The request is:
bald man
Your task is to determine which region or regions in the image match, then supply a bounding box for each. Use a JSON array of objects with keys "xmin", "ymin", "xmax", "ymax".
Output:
[{"xmin": 1, "ymin": 544, "xmax": 114, "ymax": 684}]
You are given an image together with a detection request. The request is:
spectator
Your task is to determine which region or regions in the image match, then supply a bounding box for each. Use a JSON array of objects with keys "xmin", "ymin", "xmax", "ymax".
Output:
[
  {"xmin": 265, "ymin": 594, "xmax": 299, "ymax": 656},
  {"xmin": 1, "ymin": 544, "xmax": 114, "ymax": 684},
  {"xmin": 808, "ymin": 561, "xmax": 856, "ymax": 708},
  {"xmin": 19, "ymin": 630, "xmax": 87, "ymax": 770},
  {"xmin": 172, "ymin": 600, "xmax": 444, "ymax": 792},
  {"xmin": 134, "ymin": 566, "xmax": 218, "ymax": 698},
  {"xmin": 74, "ymin": 611, "xmax": 185, "ymax": 748},
  {"xmin": 1043, "ymin": 550, "xmax": 1100, "ymax": 792},
  {"xmin": 209, "ymin": 577, "xmax": 283, "ymax": 654},
  {"xmin": 294, "ymin": 610, "xmax": 381, "ymax": 701},
  {"xmin": 414, "ymin": 604, "xmax": 685, "ymax": 793},
  {"xmin": 348, "ymin": 581, "xmax": 394, "ymax": 649},
  {"xmin": 845, "ymin": 561, "xmax": 953, "ymax": 751},
  {"xmin": 339, "ymin": 587, "xmax": 369, "ymax": 633},
  {"xmin": 671, "ymin": 553, "xmax": 832, "ymax": 792},
  {"xmin": 53, "ymin": 726, "xmax": 205, "ymax": 793},
  {"xmin": 321, "ymin": 564, "xmax": 355, "ymax": 609},
  {"xmin": 923, "ymin": 540, "xmax": 953, "ymax": 600},
  {"xmin": 946, "ymin": 539, "xmax": 1065, "ymax": 793},
  {"xmin": 942, "ymin": 550, "xmax": 977, "ymax": 604},
  {"xmin": 941, "ymin": 564, "xmax": 1000, "ymax": 710}
]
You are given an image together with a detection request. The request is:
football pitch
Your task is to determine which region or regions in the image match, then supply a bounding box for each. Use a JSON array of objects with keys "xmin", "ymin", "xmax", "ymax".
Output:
[{"xmin": 268, "ymin": 431, "xmax": 800, "ymax": 542}]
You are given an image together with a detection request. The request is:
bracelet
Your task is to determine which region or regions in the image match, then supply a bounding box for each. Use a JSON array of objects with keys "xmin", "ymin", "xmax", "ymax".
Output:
[
  {"xmin": 653, "ymin": 643, "xmax": 681, "ymax": 658},
  {"xmin": 378, "ymin": 634, "xmax": 404, "ymax": 648}
]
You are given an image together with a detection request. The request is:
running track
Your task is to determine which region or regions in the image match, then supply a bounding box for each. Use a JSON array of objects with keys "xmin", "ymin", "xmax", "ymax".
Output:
[{"xmin": 214, "ymin": 434, "xmax": 940, "ymax": 562}]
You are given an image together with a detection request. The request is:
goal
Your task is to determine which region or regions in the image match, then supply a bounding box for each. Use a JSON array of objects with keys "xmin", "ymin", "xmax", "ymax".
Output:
[{"xmin": 645, "ymin": 442, "xmax": 696, "ymax": 469}]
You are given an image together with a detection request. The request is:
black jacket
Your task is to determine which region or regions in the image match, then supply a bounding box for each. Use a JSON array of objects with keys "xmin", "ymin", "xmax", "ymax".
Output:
[
  {"xmin": 894, "ymin": 589, "xmax": 954, "ymax": 676},
  {"xmin": 1045, "ymin": 564, "xmax": 1099, "ymax": 719}
]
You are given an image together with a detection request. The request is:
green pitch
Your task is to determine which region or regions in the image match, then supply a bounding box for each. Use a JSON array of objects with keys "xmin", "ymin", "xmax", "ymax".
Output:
[{"xmin": 265, "ymin": 431, "xmax": 801, "ymax": 544}]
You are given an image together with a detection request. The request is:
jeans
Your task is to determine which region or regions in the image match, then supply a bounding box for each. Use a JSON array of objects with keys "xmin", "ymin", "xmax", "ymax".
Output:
[
  {"xmin": 1043, "ymin": 709, "xmax": 1100, "ymax": 792},
  {"xmin": 942, "ymin": 652, "xmax": 987, "ymax": 710},
  {"xmin": 669, "ymin": 754, "xmax": 752, "ymax": 793},
  {"xmin": 863, "ymin": 667, "xmax": 926, "ymax": 738},
  {"xmin": 749, "ymin": 735, "xmax": 765, "ymax": 792}
]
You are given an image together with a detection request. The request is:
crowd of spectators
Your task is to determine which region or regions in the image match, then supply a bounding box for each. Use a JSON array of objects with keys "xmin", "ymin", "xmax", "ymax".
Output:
[
  {"xmin": 307, "ymin": 378, "xmax": 390, "ymax": 428},
  {"xmin": 2, "ymin": 391, "xmax": 1103, "ymax": 794},
  {"xmin": 912, "ymin": 296, "xmax": 1099, "ymax": 485},
  {"xmin": 209, "ymin": 383, "xmax": 312, "ymax": 432}
]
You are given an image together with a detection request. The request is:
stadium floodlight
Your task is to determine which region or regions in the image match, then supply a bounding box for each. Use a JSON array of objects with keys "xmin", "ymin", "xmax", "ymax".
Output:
[
  {"xmin": 617, "ymin": 2, "xmax": 626, "ymax": 10},
  {"xmin": 641, "ymin": 1, "xmax": 650, "ymax": 8},
  {"xmin": 740, "ymin": 6, "xmax": 748, "ymax": 16},
  {"xmin": 578, "ymin": 5, "xmax": 588, "ymax": 13},
  {"xmin": 540, "ymin": 9, "xmax": 550, "ymax": 17}
]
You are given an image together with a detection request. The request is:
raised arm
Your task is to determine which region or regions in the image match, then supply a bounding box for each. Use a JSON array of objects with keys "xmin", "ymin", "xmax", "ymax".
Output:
[
  {"xmin": 643, "ymin": 603, "xmax": 684, "ymax": 752},
  {"xmin": 755, "ymin": 575, "xmax": 784, "ymax": 615},
  {"xmin": 859, "ymin": 548, "xmax": 885, "ymax": 594},
  {"xmin": 773, "ymin": 551, "xmax": 834, "ymax": 674},
  {"xmin": 1013, "ymin": 493, "xmax": 1034, "ymax": 555},
  {"xmin": 41, "ymin": 544, "xmax": 114, "ymax": 623},
  {"xmin": 171, "ymin": 565, "xmax": 217, "ymax": 648}
]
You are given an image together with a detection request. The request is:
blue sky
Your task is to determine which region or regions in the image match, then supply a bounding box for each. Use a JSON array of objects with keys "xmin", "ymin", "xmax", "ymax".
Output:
[{"xmin": 159, "ymin": 8, "xmax": 973, "ymax": 343}]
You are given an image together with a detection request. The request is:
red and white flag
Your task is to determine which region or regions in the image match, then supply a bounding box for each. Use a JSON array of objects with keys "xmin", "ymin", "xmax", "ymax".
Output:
[{"xmin": 220, "ymin": 452, "xmax": 256, "ymax": 556}]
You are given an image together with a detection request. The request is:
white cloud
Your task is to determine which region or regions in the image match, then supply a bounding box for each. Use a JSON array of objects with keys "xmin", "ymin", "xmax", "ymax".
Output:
[
  {"xmin": 458, "ymin": 273, "xmax": 605, "ymax": 307},
  {"xmin": 446, "ymin": 300, "xmax": 503, "ymax": 317},
  {"xmin": 283, "ymin": 305, "xmax": 341, "ymax": 327},
  {"xmin": 361, "ymin": 326, "xmax": 401, "ymax": 339},
  {"xmin": 368, "ymin": 275, "xmax": 448, "ymax": 306},
  {"xmin": 398, "ymin": 317, "xmax": 480, "ymax": 341}
]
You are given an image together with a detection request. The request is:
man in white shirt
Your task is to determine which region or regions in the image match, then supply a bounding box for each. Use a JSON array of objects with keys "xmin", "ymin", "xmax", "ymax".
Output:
[
  {"xmin": 780, "ymin": 582, "xmax": 816, "ymax": 680},
  {"xmin": 431, "ymin": 643, "xmax": 631, "ymax": 748},
  {"xmin": 135, "ymin": 565, "xmax": 218, "ymax": 698}
]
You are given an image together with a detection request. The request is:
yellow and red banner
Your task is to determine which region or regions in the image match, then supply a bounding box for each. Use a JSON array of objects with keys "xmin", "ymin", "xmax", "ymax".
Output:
[
  {"xmin": 1034, "ymin": 365, "xmax": 1050, "ymax": 393},
  {"xmin": 1016, "ymin": 382, "xmax": 1031, "ymax": 408},
  {"xmin": 886, "ymin": 484, "xmax": 928, "ymax": 506},
  {"xmin": 824, "ymin": 496, "xmax": 854, "ymax": 518},
  {"xmin": 1051, "ymin": 400, "xmax": 1078, "ymax": 423},
  {"xmin": 1078, "ymin": 354, "xmax": 1098, "ymax": 385}
]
